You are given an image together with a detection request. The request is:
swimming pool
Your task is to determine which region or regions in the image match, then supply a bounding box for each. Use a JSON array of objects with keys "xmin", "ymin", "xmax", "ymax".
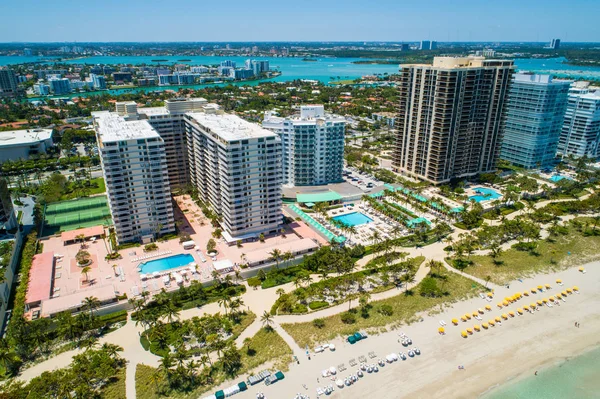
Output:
[
  {"xmin": 549, "ymin": 174, "xmax": 572, "ymax": 182},
  {"xmin": 139, "ymin": 253, "xmax": 195, "ymax": 274},
  {"xmin": 333, "ymin": 212, "xmax": 373, "ymax": 226},
  {"xmin": 468, "ymin": 187, "xmax": 502, "ymax": 203}
]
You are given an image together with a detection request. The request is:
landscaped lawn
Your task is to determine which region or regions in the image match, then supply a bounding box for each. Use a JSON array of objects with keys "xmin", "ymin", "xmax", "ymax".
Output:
[
  {"xmin": 135, "ymin": 327, "xmax": 292, "ymax": 399},
  {"xmin": 60, "ymin": 177, "xmax": 106, "ymax": 200},
  {"xmin": 281, "ymin": 271, "xmax": 483, "ymax": 349},
  {"xmin": 454, "ymin": 219, "xmax": 600, "ymax": 285},
  {"xmin": 101, "ymin": 369, "xmax": 126, "ymax": 399}
]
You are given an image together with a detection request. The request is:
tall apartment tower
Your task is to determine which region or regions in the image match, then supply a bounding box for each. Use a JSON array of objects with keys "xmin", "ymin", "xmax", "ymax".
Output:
[
  {"xmin": 137, "ymin": 98, "xmax": 211, "ymax": 190},
  {"xmin": 500, "ymin": 74, "xmax": 571, "ymax": 169},
  {"xmin": 0, "ymin": 68, "xmax": 18, "ymax": 97},
  {"xmin": 185, "ymin": 112, "xmax": 282, "ymax": 243},
  {"xmin": 93, "ymin": 111, "xmax": 175, "ymax": 244},
  {"xmin": 0, "ymin": 178, "xmax": 17, "ymax": 230},
  {"xmin": 392, "ymin": 57, "xmax": 514, "ymax": 184},
  {"xmin": 550, "ymin": 39, "xmax": 561, "ymax": 50},
  {"xmin": 262, "ymin": 105, "xmax": 346, "ymax": 187},
  {"xmin": 557, "ymin": 84, "xmax": 600, "ymax": 159}
]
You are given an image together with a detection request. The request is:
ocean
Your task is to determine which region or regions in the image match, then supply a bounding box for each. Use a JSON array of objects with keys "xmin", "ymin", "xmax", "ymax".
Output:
[{"xmin": 482, "ymin": 346, "xmax": 600, "ymax": 399}]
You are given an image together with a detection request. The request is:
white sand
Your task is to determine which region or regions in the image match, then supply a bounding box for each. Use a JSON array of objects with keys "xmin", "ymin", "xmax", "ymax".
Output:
[{"xmin": 228, "ymin": 262, "xmax": 599, "ymax": 399}]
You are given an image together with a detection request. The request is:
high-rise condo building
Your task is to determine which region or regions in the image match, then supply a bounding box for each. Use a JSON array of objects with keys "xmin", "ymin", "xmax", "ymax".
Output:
[
  {"xmin": 557, "ymin": 84, "xmax": 600, "ymax": 159},
  {"xmin": 0, "ymin": 68, "xmax": 18, "ymax": 97},
  {"xmin": 48, "ymin": 77, "xmax": 71, "ymax": 95},
  {"xmin": 185, "ymin": 112, "xmax": 282, "ymax": 243},
  {"xmin": 93, "ymin": 111, "xmax": 175, "ymax": 244},
  {"xmin": 500, "ymin": 74, "xmax": 571, "ymax": 169},
  {"xmin": 419, "ymin": 41, "xmax": 436, "ymax": 50},
  {"xmin": 550, "ymin": 39, "xmax": 561, "ymax": 49},
  {"xmin": 392, "ymin": 57, "xmax": 514, "ymax": 184},
  {"xmin": 262, "ymin": 105, "xmax": 345, "ymax": 187}
]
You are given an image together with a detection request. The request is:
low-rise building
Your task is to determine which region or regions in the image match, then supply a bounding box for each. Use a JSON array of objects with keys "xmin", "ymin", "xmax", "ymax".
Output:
[{"xmin": 0, "ymin": 128, "xmax": 54, "ymax": 162}]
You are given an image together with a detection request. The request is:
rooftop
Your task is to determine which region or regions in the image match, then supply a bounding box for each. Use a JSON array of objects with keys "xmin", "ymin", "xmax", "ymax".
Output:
[
  {"xmin": 25, "ymin": 252, "xmax": 54, "ymax": 306},
  {"xmin": 401, "ymin": 56, "xmax": 514, "ymax": 70},
  {"xmin": 186, "ymin": 112, "xmax": 277, "ymax": 142},
  {"xmin": 93, "ymin": 111, "xmax": 161, "ymax": 143},
  {"xmin": 0, "ymin": 128, "xmax": 53, "ymax": 147}
]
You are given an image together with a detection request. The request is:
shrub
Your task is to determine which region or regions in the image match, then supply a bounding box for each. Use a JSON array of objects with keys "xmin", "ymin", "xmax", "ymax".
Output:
[
  {"xmin": 309, "ymin": 301, "xmax": 328, "ymax": 310},
  {"xmin": 313, "ymin": 318, "xmax": 326, "ymax": 329},
  {"xmin": 144, "ymin": 243, "xmax": 158, "ymax": 252},
  {"xmin": 378, "ymin": 304, "xmax": 394, "ymax": 316},
  {"xmin": 340, "ymin": 312, "xmax": 356, "ymax": 324},
  {"xmin": 207, "ymin": 238, "xmax": 216, "ymax": 253},
  {"xmin": 292, "ymin": 304, "xmax": 308, "ymax": 314},
  {"xmin": 247, "ymin": 277, "xmax": 261, "ymax": 287}
]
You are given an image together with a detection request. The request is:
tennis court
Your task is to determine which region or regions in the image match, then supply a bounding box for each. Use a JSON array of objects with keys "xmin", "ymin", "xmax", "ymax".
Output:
[{"xmin": 42, "ymin": 196, "xmax": 113, "ymax": 236}]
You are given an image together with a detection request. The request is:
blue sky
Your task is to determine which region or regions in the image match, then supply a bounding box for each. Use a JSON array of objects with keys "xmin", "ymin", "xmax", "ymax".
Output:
[{"xmin": 2, "ymin": 0, "xmax": 598, "ymax": 42}]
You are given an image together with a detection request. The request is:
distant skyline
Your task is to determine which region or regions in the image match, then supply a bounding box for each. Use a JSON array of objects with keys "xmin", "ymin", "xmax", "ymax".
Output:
[{"xmin": 2, "ymin": 0, "xmax": 599, "ymax": 43}]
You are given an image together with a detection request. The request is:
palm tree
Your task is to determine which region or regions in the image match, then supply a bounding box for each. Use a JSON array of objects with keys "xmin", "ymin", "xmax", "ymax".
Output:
[
  {"xmin": 163, "ymin": 302, "xmax": 181, "ymax": 324},
  {"xmin": 82, "ymin": 296, "xmax": 100, "ymax": 321},
  {"xmin": 276, "ymin": 288, "xmax": 285, "ymax": 298},
  {"xmin": 80, "ymin": 266, "xmax": 92, "ymax": 283},
  {"xmin": 282, "ymin": 251, "xmax": 294, "ymax": 268},
  {"xmin": 260, "ymin": 311, "xmax": 274, "ymax": 329},
  {"xmin": 268, "ymin": 249, "xmax": 282, "ymax": 268},
  {"xmin": 218, "ymin": 297, "xmax": 230, "ymax": 316}
]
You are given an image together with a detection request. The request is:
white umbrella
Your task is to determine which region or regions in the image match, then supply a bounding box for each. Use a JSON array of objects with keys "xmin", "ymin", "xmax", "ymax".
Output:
[
  {"xmin": 335, "ymin": 379, "xmax": 344, "ymax": 388},
  {"xmin": 140, "ymin": 274, "xmax": 147, "ymax": 280},
  {"xmin": 329, "ymin": 366, "xmax": 337, "ymax": 375},
  {"xmin": 152, "ymin": 272, "xmax": 160, "ymax": 278}
]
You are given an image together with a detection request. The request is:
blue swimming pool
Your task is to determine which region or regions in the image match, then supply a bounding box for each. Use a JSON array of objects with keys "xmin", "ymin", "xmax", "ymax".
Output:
[
  {"xmin": 333, "ymin": 212, "xmax": 373, "ymax": 226},
  {"xmin": 549, "ymin": 174, "xmax": 572, "ymax": 182},
  {"xmin": 139, "ymin": 253, "xmax": 195, "ymax": 274},
  {"xmin": 468, "ymin": 187, "xmax": 502, "ymax": 203}
]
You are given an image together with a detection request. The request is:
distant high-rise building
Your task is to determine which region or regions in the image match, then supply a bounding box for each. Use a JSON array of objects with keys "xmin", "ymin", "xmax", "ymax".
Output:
[
  {"xmin": 185, "ymin": 112, "xmax": 282, "ymax": 243},
  {"xmin": 90, "ymin": 73, "xmax": 107, "ymax": 89},
  {"xmin": 500, "ymin": 74, "xmax": 571, "ymax": 169},
  {"xmin": 557, "ymin": 84, "xmax": 600, "ymax": 159},
  {"xmin": 0, "ymin": 178, "xmax": 16, "ymax": 230},
  {"xmin": 245, "ymin": 60, "xmax": 269, "ymax": 75},
  {"xmin": 550, "ymin": 38, "xmax": 561, "ymax": 49},
  {"xmin": 48, "ymin": 77, "xmax": 71, "ymax": 95},
  {"xmin": 23, "ymin": 48, "xmax": 33, "ymax": 56},
  {"xmin": 392, "ymin": 57, "xmax": 514, "ymax": 184},
  {"xmin": 0, "ymin": 68, "xmax": 18, "ymax": 97},
  {"xmin": 263, "ymin": 105, "xmax": 346, "ymax": 187},
  {"xmin": 400, "ymin": 43, "xmax": 409, "ymax": 51},
  {"xmin": 93, "ymin": 111, "xmax": 175, "ymax": 244},
  {"xmin": 420, "ymin": 41, "xmax": 436, "ymax": 50},
  {"xmin": 220, "ymin": 60, "xmax": 236, "ymax": 68},
  {"xmin": 33, "ymin": 83, "xmax": 50, "ymax": 95}
]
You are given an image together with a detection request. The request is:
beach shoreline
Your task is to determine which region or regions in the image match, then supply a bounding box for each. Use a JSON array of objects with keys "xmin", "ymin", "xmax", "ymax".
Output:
[{"xmin": 223, "ymin": 260, "xmax": 599, "ymax": 399}]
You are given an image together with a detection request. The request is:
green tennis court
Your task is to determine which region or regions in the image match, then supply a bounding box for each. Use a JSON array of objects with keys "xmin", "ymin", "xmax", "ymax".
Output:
[{"xmin": 42, "ymin": 195, "xmax": 113, "ymax": 236}]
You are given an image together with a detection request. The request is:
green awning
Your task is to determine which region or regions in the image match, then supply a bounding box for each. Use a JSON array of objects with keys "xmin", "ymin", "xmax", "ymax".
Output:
[{"xmin": 297, "ymin": 191, "xmax": 342, "ymax": 203}]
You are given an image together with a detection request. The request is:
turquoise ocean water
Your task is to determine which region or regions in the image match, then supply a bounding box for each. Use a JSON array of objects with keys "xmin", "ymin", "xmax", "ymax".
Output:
[{"xmin": 482, "ymin": 346, "xmax": 600, "ymax": 399}]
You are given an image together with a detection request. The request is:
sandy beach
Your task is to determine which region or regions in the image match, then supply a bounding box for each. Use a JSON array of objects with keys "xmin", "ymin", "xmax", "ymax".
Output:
[{"xmin": 223, "ymin": 261, "xmax": 599, "ymax": 399}]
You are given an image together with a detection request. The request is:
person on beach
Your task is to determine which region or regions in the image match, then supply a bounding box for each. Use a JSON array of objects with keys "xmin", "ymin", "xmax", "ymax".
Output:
[{"xmin": 535, "ymin": 371, "xmax": 538, "ymax": 376}]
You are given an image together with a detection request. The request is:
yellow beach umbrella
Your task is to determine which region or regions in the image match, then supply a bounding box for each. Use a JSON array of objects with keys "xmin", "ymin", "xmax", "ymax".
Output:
[
  {"xmin": 531, "ymin": 288, "xmax": 537, "ymax": 294},
  {"xmin": 504, "ymin": 297, "xmax": 512, "ymax": 302},
  {"xmin": 461, "ymin": 315, "xmax": 467, "ymax": 322},
  {"xmin": 523, "ymin": 291, "xmax": 529, "ymax": 296},
  {"xmin": 485, "ymin": 305, "xmax": 492, "ymax": 311},
  {"xmin": 478, "ymin": 308, "xmax": 485, "ymax": 314},
  {"xmin": 465, "ymin": 314, "xmax": 472, "ymax": 320},
  {"xmin": 501, "ymin": 313, "xmax": 508, "ymax": 320},
  {"xmin": 515, "ymin": 292, "xmax": 522, "ymax": 298},
  {"xmin": 573, "ymin": 286, "xmax": 579, "ymax": 292},
  {"xmin": 537, "ymin": 300, "xmax": 543, "ymax": 306},
  {"xmin": 452, "ymin": 318, "xmax": 459, "ymax": 325},
  {"xmin": 508, "ymin": 311, "xmax": 515, "ymax": 317},
  {"xmin": 487, "ymin": 292, "xmax": 494, "ymax": 298},
  {"xmin": 578, "ymin": 267, "xmax": 584, "ymax": 272},
  {"xmin": 517, "ymin": 308, "xmax": 523, "ymax": 314},
  {"xmin": 545, "ymin": 284, "xmax": 551, "ymax": 289},
  {"xmin": 549, "ymin": 296, "xmax": 555, "ymax": 301},
  {"xmin": 566, "ymin": 288, "xmax": 573, "ymax": 294},
  {"xmin": 530, "ymin": 303, "xmax": 537, "ymax": 309},
  {"xmin": 556, "ymin": 279, "xmax": 562, "ymax": 284},
  {"xmin": 561, "ymin": 291, "xmax": 568, "ymax": 297},
  {"xmin": 488, "ymin": 320, "xmax": 495, "ymax": 326},
  {"xmin": 503, "ymin": 300, "xmax": 509, "ymax": 306},
  {"xmin": 495, "ymin": 316, "xmax": 502, "ymax": 322},
  {"xmin": 497, "ymin": 302, "xmax": 504, "ymax": 308},
  {"xmin": 482, "ymin": 323, "xmax": 489, "ymax": 329},
  {"xmin": 439, "ymin": 327, "xmax": 445, "ymax": 333},
  {"xmin": 472, "ymin": 312, "xmax": 479, "ymax": 317},
  {"xmin": 542, "ymin": 298, "xmax": 548, "ymax": 303},
  {"xmin": 474, "ymin": 325, "xmax": 481, "ymax": 331},
  {"xmin": 461, "ymin": 331, "xmax": 468, "ymax": 338},
  {"xmin": 466, "ymin": 328, "xmax": 473, "ymax": 334},
  {"xmin": 537, "ymin": 285, "xmax": 543, "ymax": 291}
]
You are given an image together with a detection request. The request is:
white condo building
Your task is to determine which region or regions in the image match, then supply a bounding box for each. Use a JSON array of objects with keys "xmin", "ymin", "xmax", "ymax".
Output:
[
  {"xmin": 262, "ymin": 105, "xmax": 345, "ymax": 187},
  {"xmin": 185, "ymin": 112, "xmax": 283, "ymax": 243},
  {"xmin": 93, "ymin": 111, "xmax": 175, "ymax": 244},
  {"xmin": 557, "ymin": 84, "xmax": 600, "ymax": 159}
]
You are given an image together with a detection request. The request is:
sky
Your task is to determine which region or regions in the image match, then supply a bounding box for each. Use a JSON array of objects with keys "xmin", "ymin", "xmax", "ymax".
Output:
[{"xmin": 1, "ymin": 0, "xmax": 599, "ymax": 43}]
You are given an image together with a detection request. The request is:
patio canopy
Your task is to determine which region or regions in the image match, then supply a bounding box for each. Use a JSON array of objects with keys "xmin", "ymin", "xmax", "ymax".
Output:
[{"xmin": 296, "ymin": 191, "xmax": 342, "ymax": 203}]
